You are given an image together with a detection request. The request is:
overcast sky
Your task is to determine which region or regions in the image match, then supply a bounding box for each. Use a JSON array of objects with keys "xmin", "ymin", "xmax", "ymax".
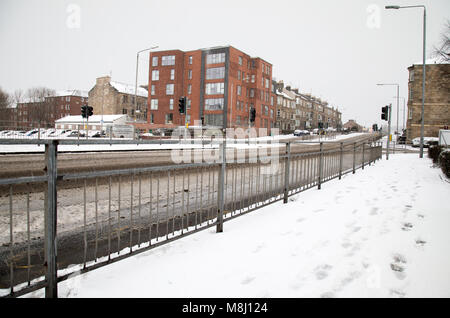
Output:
[{"xmin": 1, "ymin": 0, "xmax": 449, "ymax": 128}]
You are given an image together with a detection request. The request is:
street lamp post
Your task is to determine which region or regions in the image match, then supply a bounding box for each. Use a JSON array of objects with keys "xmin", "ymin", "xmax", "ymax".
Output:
[
  {"xmin": 385, "ymin": 4, "xmax": 426, "ymax": 158},
  {"xmin": 393, "ymin": 96, "xmax": 406, "ymax": 132},
  {"xmin": 134, "ymin": 45, "xmax": 159, "ymax": 122}
]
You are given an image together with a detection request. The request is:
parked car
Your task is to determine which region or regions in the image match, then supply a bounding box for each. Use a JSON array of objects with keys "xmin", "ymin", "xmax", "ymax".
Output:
[
  {"xmin": 25, "ymin": 129, "xmax": 39, "ymax": 136},
  {"xmin": 67, "ymin": 131, "xmax": 85, "ymax": 137},
  {"xmin": 412, "ymin": 137, "xmax": 439, "ymax": 148},
  {"xmin": 294, "ymin": 129, "xmax": 309, "ymax": 136}
]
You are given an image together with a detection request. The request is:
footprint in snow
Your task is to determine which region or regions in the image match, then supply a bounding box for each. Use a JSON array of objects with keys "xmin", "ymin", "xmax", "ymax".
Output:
[
  {"xmin": 390, "ymin": 289, "xmax": 406, "ymax": 298},
  {"xmin": 415, "ymin": 238, "xmax": 427, "ymax": 248},
  {"xmin": 390, "ymin": 253, "xmax": 407, "ymax": 280},
  {"xmin": 401, "ymin": 222, "xmax": 413, "ymax": 231},
  {"xmin": 314, "ymin": 264, "xmax": 333, "ymax": 280},
  {"xmin": 241, "ymin": 276, "xmax": 255, "ymax": 285}
]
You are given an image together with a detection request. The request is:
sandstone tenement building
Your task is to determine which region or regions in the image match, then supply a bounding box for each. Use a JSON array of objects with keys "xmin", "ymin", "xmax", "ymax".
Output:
[
  {"xmin": 406, "ymin": 60, "xmax": 450, "ymax": 141},
  {"xmin": 88, "ymin": 76, "xmax": 148, "ymax": 123}
]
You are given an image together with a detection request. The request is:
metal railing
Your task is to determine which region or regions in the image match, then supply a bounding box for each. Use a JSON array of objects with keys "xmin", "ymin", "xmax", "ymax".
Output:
[{"xmin": 0, "ymin": 134, "xmax": 382, "ymax": 298}]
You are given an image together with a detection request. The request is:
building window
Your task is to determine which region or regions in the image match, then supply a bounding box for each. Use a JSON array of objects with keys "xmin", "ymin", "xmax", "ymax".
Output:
[
  {"xmin": 122, "ymin": 95, "xmax": 128, "ymax": 103},
  {"xmin": 188, "ymin": 84, "xmax": 192, "ymax": 95},
  {"xmin": 205, "ymin": 98, "xmax": 224, "ymax": 110},
  {"xmin": 152, "ymin": 70, "xmax": 159, "ymax": 81},
  {"xmin": 165, "ymin": 113, "xmax": 173, "ymax": 124},
  {"xmin": 152, "ymin": 56, "xmax": 158, "ymax": 66},
  {"xmin": 408, "ymin": 108, "xmax": 413, "ymax": 120},
  {"xmin": 170, "ymin": 69, "xmax": 175, "ymax": 80},
  {"xmin": 237, "ymin": 85, "xmax": 241, "ymax": 96},
  {"xmin": 237, "ymin": 70, "xmax": 241, "ymax": 80},
  {"xmin": 166, "ymin": 84, "xmax": 174, "ymax": 95},
  {"xmin": 251, "ymin": 75, "xmax": 255, "ymax": 83},
  {"xmin": 265, "ymin": 79, "xmax": 269, "ymax": 89},
  {"xmin": 238, "ymin": 56, "xmax": 243, "ymax": 65},
  {"xmin": 409, "ymin": 70, "xmax": 414, "ymax": 82},
  {"xmin": 206, "ymin": 53, "xmax": 225, "ymax": 64},
  {"xmin": 205, "ymin": 114, "xmax": 223, "ymax": 126},
  {"xmin": 169, "ymin": 99, "xmax": 174, "ymax": 110},
  {"xmin": 187, "ymin": 98, "xmax": 191, "ymax": 109},
  {"xmin": 206, "ymin": 67, "xmax": 225, "ymax": 80},
  {"xmin": 205, "ymin": 82, "xmax": 225, "ymax": 95},
  {"xmin": 66, "ymin": 97, "xmax": 70, "ymax": 102},
  {"xmin": 122, "ymin": 108, "xmax": 128, "ymax": 114},
  {"xmin": 151, "ymin": 85, "xmax": 155, "ymax": 95},
  {"xmin": 188, "ymin": 69, "xmax": 192, "ymax": 80},
  {"xmin": 189, "ymin": 56, "xmax": 193, "ymax": 64},
  {"xmin": 250, "ymin": 89, "xmax": 255, "ymax": 98},
  {"xmin": 151, "ymin": 99, "xmax": 158, "ymax": 110},
  {"xmin": 150, "ymin": 113, "xmax": 154, "ymax": 124},
  {"xmin": 161, "ymin": 55, "xmax": 175, "ymax": 66}
]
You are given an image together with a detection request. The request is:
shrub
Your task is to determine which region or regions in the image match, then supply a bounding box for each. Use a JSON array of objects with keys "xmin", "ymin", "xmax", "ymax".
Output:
[
  {"xmin": 439, "ymin": 150, "xmax": 450, "ymax": 178},
  {"xmin": 428, "ymin": 145, "xmax": 444, "ymax": 164}
]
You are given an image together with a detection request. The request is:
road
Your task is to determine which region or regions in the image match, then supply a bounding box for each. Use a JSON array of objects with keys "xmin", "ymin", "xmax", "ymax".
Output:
[{"xmin": 0, "ymin": 133, "xmax": 376, "ymax": 180}]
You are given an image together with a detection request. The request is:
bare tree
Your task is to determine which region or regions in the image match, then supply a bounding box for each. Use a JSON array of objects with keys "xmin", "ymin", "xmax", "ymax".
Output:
[
  {"xmin": 25, "ymin": 87, "xmax": 56, "ymax": 135},
  {"xmin": 0, "ymin": 87, "xmax": 13, "ymax": 129},
  {"xmin": 432, "ymin": 19, "xmax": 450, "ymax": 63}
]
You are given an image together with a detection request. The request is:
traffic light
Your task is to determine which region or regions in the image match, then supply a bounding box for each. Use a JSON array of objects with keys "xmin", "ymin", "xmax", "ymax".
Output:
[
  {"xmin": 250, "ymin": 107, "xmax": 256, "ymax": 122},
  {"xmin": 87, "ymin": 106, "xmax": 93, "ymax": 117},
  {"xmin": 178, "ymin": 97, "xmax": 186, "ymax": 114},
  {"xmin": 81, "ymin": 105, "xmax": 88, "ymax": 118},
  {"xmin": 372, "ymin": 124, "xmax": 378, "ymax": 131},
  {"xmin": 381, "ymin": 106, "xmax": 389, "ymax": 121}
]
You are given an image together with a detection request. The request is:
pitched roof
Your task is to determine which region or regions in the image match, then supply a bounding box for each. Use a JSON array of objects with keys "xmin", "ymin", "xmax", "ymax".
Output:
[
  {"xmin": 110, "ymin": 81, "xmax": 148, "ymax": 98},
  {"xmin": 55, "ymin": 114, "xmax": 127, "ymax": 123},
  {"xmin": 54, "ymin": 89, "xmax": 89, "ymax": 98}
]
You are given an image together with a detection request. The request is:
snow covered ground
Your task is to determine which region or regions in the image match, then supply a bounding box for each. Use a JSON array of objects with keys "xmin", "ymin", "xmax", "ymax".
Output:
[{"xmin": 22, "ymin": 152, "xmax": 450, "ymax": 298}]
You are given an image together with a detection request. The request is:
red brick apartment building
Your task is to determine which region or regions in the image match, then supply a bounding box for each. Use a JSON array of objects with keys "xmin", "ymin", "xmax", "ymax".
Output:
[
  {"xmin": 15, "ymin": 90, "xmax": 88, "ymax": 129},
  {"xmin": 148, "ymin": 45, "xmax": 275, "ymax": 133}
]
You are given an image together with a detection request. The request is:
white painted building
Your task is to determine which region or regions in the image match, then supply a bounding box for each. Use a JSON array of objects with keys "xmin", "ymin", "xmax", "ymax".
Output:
[{"xmin": 54, "ymin": 114, "xmax": 129, "ymax": 131}]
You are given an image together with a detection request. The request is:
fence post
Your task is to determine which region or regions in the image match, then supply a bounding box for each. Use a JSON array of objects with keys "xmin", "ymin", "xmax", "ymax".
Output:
[
  {"xmin": 339, "ymin": 142, "xmax": 343, "ymax": 180},
  {"xmin": 352, "ymin": 142, "xmax": 356, "ymax": 174},
  {"xmin": 45, "ymin": 140, "xmax": 58, "ymax": 298},
  {"xmin": 362, "ymin": 143, "xmax": 365, "ymax": 170},
  {"xmin": 283, "ymin": 142, "xmax": 291, "ymax": 203},
  {"xmin": 216, "ymin": 138, "xmax": 225, "ymax": 232},
  {"xmin": 318, "ymin": 142, "xmax": 323, "ymax": 189}
]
